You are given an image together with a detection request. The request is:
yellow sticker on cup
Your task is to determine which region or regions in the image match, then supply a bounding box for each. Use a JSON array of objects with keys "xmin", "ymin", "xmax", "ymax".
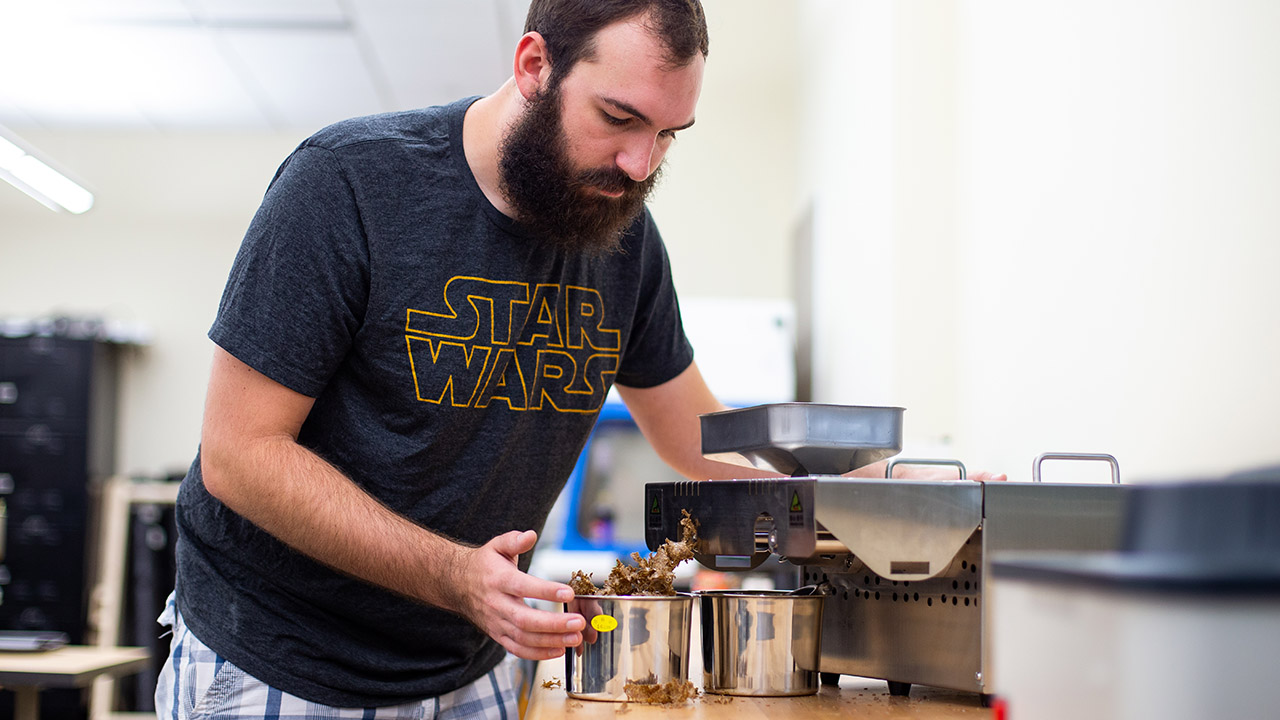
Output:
[{"xmin": 590, "ymin": 614, "xmax": 618, "ymax": 633}]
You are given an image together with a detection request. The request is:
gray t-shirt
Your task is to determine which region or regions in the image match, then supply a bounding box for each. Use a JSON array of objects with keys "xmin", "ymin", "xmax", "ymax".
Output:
[{"xmin": 174, "ymin": 96, "xmax": 693, "ymax": 707}]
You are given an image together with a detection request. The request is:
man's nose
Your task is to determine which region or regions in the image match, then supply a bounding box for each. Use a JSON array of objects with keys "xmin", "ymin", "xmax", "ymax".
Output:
[{"xmin": 616, "ymin": 135, "xmax": 660, "ymax": 182}]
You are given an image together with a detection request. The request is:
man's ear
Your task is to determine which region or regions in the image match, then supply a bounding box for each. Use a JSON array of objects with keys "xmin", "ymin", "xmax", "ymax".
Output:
[{"xmin": 513, "ymin": 32, "xmax": 553, "ymax": 100}]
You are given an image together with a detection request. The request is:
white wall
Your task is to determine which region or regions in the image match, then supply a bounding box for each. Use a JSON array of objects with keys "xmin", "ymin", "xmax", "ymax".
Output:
[
  {"xmin": 797, "ymin": 1, "xmax": 904, "ymax": 415},
  {"xmin": 647, "ymin": 0, "xmax": 800, "ymax": 301},
  {"xmin": 954, "ymin": 0, "xmax": 1280, "ymax": 480},
  {"xmin": 0, "ymin": 0, "xmax": 802, "ymax": 477},
  {"xmin": 799, "ymin": 0, "xmax": 1280, "ymax": 481},
  {"xmin": 0, "ymin": 131, "xmax": 299, "ymax": 477}
]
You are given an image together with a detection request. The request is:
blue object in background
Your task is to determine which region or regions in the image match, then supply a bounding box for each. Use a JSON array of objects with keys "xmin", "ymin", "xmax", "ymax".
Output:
[{"xmin": 555, "ymin": 400, "xmax": 661, "ymax": 559}]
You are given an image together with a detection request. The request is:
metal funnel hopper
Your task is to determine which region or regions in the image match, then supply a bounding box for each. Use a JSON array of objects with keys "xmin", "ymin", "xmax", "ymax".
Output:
[{"xmin": 700, "ymin": 403, "xmax": 904, "ymax": 477}]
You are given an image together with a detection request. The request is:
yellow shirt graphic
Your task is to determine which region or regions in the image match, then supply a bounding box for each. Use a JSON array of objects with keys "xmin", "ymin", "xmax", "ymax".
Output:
[{"xmin": 405, "ymin": 276, "xmax": 621, "ymax": 413}]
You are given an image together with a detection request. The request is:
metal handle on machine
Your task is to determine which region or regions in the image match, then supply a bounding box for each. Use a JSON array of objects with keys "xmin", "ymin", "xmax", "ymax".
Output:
[
  {"xmin": 1032, "ymin": 452, "xmax": 1121, "ymax": 484},
  {"xmin": 885, "ymin": 458, "xmax": 968, "ymax": 480},
  {"xmin": 764, "ymin": 528, "xmax": 851, "ymax": 558}
]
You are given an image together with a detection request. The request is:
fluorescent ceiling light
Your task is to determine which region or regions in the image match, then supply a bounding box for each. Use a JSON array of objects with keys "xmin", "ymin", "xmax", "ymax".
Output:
[{"xmin": 0, "ymin": 128, "xmax": 95, "ymax": 214}]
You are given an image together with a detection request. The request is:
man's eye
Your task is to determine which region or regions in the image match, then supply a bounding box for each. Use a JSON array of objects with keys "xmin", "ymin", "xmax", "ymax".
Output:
[
  {"xmin": 602, "ymin": 112, "xmax": 629, "ymax": 126},
  {"xmin": 659, "ymin": 129, "xmax": 678, "ymax": 140}
]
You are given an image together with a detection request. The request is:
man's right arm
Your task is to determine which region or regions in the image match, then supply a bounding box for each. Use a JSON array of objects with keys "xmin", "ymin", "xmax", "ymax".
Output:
[{"xmin": 198, "ymin": 346, "xmax": 585, "ymax": 660}]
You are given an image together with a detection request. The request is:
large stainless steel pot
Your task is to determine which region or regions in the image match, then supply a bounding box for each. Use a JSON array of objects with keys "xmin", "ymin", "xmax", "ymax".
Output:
[
  {"xmin": 564, "ymin": 594, "xmax": 693, "ymax": 701},
  {"xmin": 698, "ymin": 589, "xmax": 825, "ymax": 696}
]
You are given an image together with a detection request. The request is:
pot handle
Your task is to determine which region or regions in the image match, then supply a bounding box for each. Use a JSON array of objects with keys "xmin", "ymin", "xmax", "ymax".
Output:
[
  {"xmin": 885, "ymin": 458, "xmax": 968, "ymax": 480},
  {"xmin": 1032, "ymin": 452, "xmax": 1121, "ymax": 484}
]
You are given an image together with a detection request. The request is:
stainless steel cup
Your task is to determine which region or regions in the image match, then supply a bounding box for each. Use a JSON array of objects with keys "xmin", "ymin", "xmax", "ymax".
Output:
[
  {"xmin": 564, "ymin": 594, "xmax": 693, "ymax": 702},
  {"xmin": 698, "ymin": 589, "xmax": 825, "ymax": 696}
]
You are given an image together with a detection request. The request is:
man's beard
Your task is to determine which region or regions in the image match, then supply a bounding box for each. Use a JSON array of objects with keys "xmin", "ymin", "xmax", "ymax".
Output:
[{"xmin": 497, "ymin": 84, "xmax": 661, "ymax": 255}]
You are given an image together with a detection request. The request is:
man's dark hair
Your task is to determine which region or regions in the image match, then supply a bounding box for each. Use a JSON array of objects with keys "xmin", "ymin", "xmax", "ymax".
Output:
[{"xmin": 524, "ymin": 0, "xmax": 709, "ymax": 87}]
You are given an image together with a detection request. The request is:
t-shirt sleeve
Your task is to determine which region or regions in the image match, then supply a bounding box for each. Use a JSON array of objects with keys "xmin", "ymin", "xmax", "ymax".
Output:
[
  {"xmin": 613, "ymin": 211, "xmax": 694, "ymax": 388},
  {"xmin": 209, "ymin": 143, "xmax": 370, "ymax": 397}
]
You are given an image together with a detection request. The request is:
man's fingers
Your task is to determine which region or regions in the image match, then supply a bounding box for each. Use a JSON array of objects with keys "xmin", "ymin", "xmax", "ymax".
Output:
[
  {"xmin": 505, "ymin": 571, "xmax": 574, "ymax": 604},
  {"xmin": 490, "ymin": 529, "xmax": 539, "ymax": 560},
  {"xmin": 490, "ymin": 610, "xmax": 582, "ymax": 652},
  {"xmin": 494, "ymin": 630, "xmax": 568, "ymax": 660},
  {"xmin": 501, "ymin": 639, "xmax": 568, "ymax": 661},
  {"xmin": 508, "ymin": 603, "xmax": 585, "ymax": 634},
  {"xmin": 506, "ymin": 624, "xmax": 583, "ymax": 650}
]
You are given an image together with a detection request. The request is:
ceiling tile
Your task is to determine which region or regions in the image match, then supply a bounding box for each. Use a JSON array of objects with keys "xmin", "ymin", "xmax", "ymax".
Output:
[
  {"xmin": 348, "ymin": 0, "xmax": 516, "ymax": 110},
  {"xmin": 222, "ymin": 29, "xmax": 386, "ymax": 130},
  {"xmin": 128, "ymin": 28, "xmax": 272, "ymax": 129},
  {"xmin": 0, "ymin": 0, "xmax": 532, "ymax": 129},
  {"xmin": 0, "ymin": 23, "xmax": 154, "ymax": 127},
  {"xmin": 184, "ymin": 0, "xmax": 346, "ymax": 25},
  {"xmin": 0, "ymin": 100, "xmax": 39, "ymax": 128},
  {"xmin": 0, "ymin": 0, "xmax": 193, "ymax": 25}
]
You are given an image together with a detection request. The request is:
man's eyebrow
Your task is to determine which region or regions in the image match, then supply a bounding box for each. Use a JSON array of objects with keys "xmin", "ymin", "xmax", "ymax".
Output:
[{"xmin": 602, "ymin": 97, "xmax": 696, "ymax": 132}]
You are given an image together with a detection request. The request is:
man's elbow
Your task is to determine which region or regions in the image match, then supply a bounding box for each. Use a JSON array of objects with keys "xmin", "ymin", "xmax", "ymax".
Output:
[{"xmin": 199, "ymin": 434, "xmax": 244, "ymax": 505}]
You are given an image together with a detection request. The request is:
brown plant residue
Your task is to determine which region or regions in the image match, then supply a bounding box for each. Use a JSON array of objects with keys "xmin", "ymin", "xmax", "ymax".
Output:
[
  {"xmin": 623, "ymin": 675, "xmax": 698, "ymax": 704},
  {"xmin": 568, "ymin": 569, "xmax": 598, "ymax": 596},
  {"xmin": 571, "ymin": 510, "xmax": 699, "ymax": 596}
]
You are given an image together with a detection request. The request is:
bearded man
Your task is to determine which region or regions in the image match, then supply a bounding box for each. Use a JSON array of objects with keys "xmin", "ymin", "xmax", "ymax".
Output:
[{"xmin": 156, "ymin": 1, "xmax": 764, "ymax": 717}]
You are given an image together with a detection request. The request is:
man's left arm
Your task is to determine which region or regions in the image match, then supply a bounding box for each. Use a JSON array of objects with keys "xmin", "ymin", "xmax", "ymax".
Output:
[
  {"xmin": 615, "ymin": 361, "xmax": 778, "ymax": 481},
  {"xmin": 618, "ymin": 362, "xmax": 1007, "ymax": 483}
]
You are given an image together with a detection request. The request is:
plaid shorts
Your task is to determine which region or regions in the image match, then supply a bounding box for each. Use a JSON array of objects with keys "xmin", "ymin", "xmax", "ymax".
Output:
[{"xmin": 155, "ymin": 594, "xmax": 519, "ymax": 720}]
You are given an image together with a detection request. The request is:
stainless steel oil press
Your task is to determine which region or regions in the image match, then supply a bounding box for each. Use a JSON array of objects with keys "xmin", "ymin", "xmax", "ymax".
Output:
[{"xmin": 644, "ymin": 403, "xmax": 1126, "ymax": 700}]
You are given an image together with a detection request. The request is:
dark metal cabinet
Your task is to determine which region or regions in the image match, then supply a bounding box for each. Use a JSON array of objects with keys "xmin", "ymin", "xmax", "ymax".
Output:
[{"xmin": 0, "ymin": 336, "xmax": 119, "ymax": 643}]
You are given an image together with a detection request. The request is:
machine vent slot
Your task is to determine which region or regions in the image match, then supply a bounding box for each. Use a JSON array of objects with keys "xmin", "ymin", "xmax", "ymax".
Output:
[{"xmin": 890, "ymin": 561, "xmax": 930, "ymax": 575}]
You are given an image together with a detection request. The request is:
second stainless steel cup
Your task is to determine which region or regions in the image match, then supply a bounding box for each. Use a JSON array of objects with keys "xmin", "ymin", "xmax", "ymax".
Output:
[{"xmin": 698, "ymin": 589, "xmax": 825, "ymax": 696}]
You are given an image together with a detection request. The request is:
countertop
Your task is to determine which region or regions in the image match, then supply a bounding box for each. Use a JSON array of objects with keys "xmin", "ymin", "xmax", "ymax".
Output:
[
  {"xmin": 525, "ymin": 654, "xmax": 991, "ymax": 719},
  {"xmin": 0, "ymin": 645, "xmax": 149, "ymax": 687}
]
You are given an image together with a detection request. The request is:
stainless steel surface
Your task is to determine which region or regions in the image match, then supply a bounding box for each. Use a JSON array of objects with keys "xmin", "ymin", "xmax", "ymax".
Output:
[
  {"xmin": 805, "ymin": 534, "xmax": 985, "ymax": 693},
  {"xmin": 761, "ymin": 529, "xmax": 853, "ymax": 566},
  {"xmin": 564, "ymin": 595, "xmax": 693, "ymax": 702},
  {"xmin": 815, "ymin": 479, "xmax": 983, "ymax": 581},
  {"xmin": 886, "ymin": 458, "xmax": 967, "ymax": 479},
  {"xmin": 698, "ymin": 590, "xmax": 825, "ymax": 696},
  {"xmin": 981, "ymin": 482, "xmax": 1128, "ymax": 555},
  {"xmin": 809, "ymin": 533, "xmax": 855, "ymax": 558},
  {"xmin": 811, "ymin": 481, "xmax": 1128, "ymax": 695},
  {"xmin": 1032, "ymin": 452, "xmax": 1121, "ymax": 484},
  {"xmin": 699, "ymin": 403, "xmax": 904, "ymax": 476},
  {"xmin": 978, "ymin": 481, "xmax": 1129, "ymax": 692}
]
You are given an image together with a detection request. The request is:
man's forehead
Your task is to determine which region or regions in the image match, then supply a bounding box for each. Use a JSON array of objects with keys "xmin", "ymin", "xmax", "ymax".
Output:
[
  {"xmin": 566, "ymin": 19, "xmax": 704, "ymax": 127},
  {"xmin": 587, "ymin": 12, "xmax": 689, "ymax": 67}
]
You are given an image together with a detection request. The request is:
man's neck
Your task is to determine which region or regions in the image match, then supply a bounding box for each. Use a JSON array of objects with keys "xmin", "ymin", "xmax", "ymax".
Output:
[{"xmin": 462, "ymin": 79, "xmax": 523, "ymax": 219}]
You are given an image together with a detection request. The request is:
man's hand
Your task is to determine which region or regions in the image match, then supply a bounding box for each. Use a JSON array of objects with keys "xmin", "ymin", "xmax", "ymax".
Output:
[
  {"xmin": 848, "ymin": 460, "xmax": 1007, "ymax": 482},
  {"xmin": 454, "ymin": 530, "xmax": 585, "ymax": 661}
]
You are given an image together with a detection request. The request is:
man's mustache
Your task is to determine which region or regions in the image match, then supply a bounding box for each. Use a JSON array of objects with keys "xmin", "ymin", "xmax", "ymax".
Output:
[{"xmin": 573, "ymin": 167, "xmax": 638, "ymax": 196}]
